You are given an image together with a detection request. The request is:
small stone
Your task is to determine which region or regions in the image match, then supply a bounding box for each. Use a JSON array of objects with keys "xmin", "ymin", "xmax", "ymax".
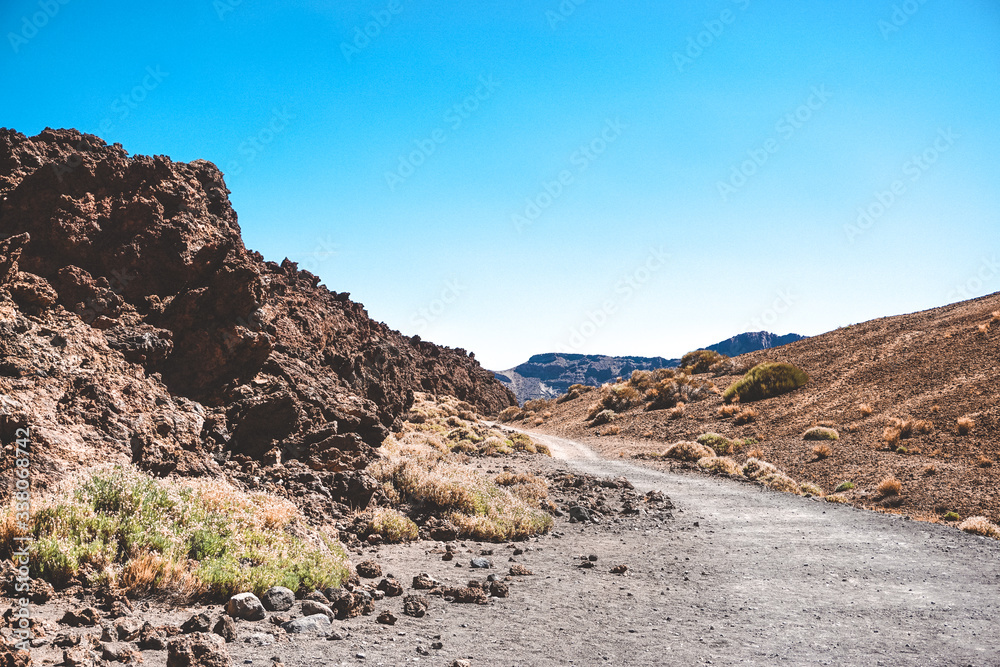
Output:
[
  {"xmin": 412, "ymin": 573, "xmax": 439, "ymax": 590},
  {"xmin": 181, "ymin": 612, "xmax": 212, "ymax": 634},
  {"xmin": 376, "ymin": 610, "xmax": 396, "ymax": 625},
  {"xmin": 509, "ymin": 564, "xmax": 533, "ymax": 576},
  {"xmin": 610, "ymin": 564, "xmax": 629, "ymax": 575},
  {"xmin": 260, "ymin": 586, "xmax": 295, "ymax": 612},
  {"xmin": 226, "ymin": 593, "xmax": 266, "ymax": 621},
  {"xmin": 470, "ymin": 558, "xmax": 493, "ymax": 569},
  {"xmin": 137, "ymin": 622, "xmax": 168, "ymax": 651},
  {"xmin": 115, "ymin": 617, "xmax": 142, "ymax": 641},
  {"xmin": 451, "ymin": 660, "xmax": 472, "ymax": 667},
  {"xmin": 60, "ymin": 607, "xmax": 101, "ymax": 627},
  {"xmin": 301, "ymin": 600, "xmax": 335, "ymax": 620},
  {"xmin": 402, "ymin": 595, "xmax": 429, "ymax": 618},
  {"xmin": 303, "ymin": 589, "xmax": 330, "ymax": 605},
  {"xmin": 488, "ymin": 581, "xmax": 509, "ymax": 598},
  {"xmin": 355, "ymin": 560, "xmax": 382, "ymax": 579},
  {"xmin": 166, "ymin": 632, "xmax": 230, "ymax": 667},
  {"xmin": 376, "ymin": 577, "xmax": 403, "ymax": 597},
  {"xmin": 213, "ymin": 615, "xmax": 237, "ymax": 643},
  {"xmin": 569, "ymin": 506, "xmax": 591, "ymax": 522},
  {"xmin": 243, "ymin": 632, "xmax": 275, "ymax": 647},
  {"xmin": 282, "ymin": 614, "xmax": 332, "ymax": 635}
]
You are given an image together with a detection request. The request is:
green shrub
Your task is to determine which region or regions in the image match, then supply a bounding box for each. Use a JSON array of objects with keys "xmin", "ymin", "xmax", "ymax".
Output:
[
  {"xmin": 680, "ymin": 349, "xmax": 727, "ymax": 374},
  {"xmin": 722, "ymin": 362, "xmax": 809, "ymax": 403},
  {"xmin": 360, "ymin": 508, "xmax": 418, "ymax": 543},
  {"xmin": 696, "ymin": 432, "xmax": 733, "ymax": 455},
  {"xmin": 834, "ymin": 481, "xmax": 855, "ymax": 492},
  {"xmin": 943, "ymin": 511, "xmax": 960, "ymax": 522},
  {"xmin": 591, "ymin": 409, "xmax": 615, "ymax": 426},
  {"xmin": 803, "ymin": 427, "xmax": 839, "ymax": 441}
]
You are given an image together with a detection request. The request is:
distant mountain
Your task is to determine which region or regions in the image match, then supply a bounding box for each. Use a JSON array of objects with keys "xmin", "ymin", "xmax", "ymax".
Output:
[
  {"xmin": 496, "ymin": 331, "xmax": 806, "ymax": 404},
  {"xmin": 494, "ymin": 354, "xmax": 679, "ymax": 405},
  {"xmin": 706, "ymin": 331, "xmax": 806, "ymax": 357}
]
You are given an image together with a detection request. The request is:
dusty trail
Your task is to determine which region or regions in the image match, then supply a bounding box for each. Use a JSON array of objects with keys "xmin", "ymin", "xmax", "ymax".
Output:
[{"xmin": 504, "ymin": 427, "xmax": 1000, "ymax": 666}]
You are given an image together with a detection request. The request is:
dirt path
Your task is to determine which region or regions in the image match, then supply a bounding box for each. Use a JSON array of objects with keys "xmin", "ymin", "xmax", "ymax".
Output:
[{"xmin": 495, "ymin": 428, "xmax": 1000, "ymax": 666}]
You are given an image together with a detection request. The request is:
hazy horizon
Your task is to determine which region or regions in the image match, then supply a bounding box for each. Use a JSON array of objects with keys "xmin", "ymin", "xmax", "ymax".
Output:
[{"xmin": 3, "ymin": 0, "xmax": 998, "ymax": 370}]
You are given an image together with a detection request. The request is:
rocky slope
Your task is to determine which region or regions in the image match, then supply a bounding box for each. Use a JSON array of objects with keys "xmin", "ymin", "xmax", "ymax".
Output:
[
  {"xmin": 0, "ymin": 127, "xmax": 514, "ymax": 507},
  {"xmin": 497, "ymin": 331, "xmax": 804, "ymax": 404}
]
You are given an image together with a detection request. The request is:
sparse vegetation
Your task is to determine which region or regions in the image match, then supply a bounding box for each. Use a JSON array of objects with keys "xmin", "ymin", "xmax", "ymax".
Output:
[
  {"xmin": 956, "ymin": 416, "xmax": 974, "ymax": 435},
  {"xmin": 803, "ymin": 426, "xmax": 839, "ymax": 441},
  {"xmin": 812, "ymin": 444, "xmax": 833, "ymax": 460},
  {"xmin": 591, "ymin": 409, "xmax": 615, "ymax": 426},
  {"xmin": 877, "ymin": 476, "xmax": 902, "ymax": 497},
  {"xmin": 600, "ymin": 425, "xmax": 621, "ymax": 436},
  {"xmin": 697, "ymin": 456, "xmax": 742, "ymax": 476},
  {"xmin": 359, "ymin": 507, "xmax": 419, "ymax": 543},
  {"xmin": 800, "ymin": 482, "xmax": 824, "ymax": 497},
  {"xmin": 556, "ymin": 383, "xmax": 595, "ymax": 404},
  {"xmin": 834, "ymin": 481, "xmax": 855, "ymax": 492},
  {"xmin": 976, "ymin": 455, "xmax": 993, "ymax": 468},
  {"xmin": 0, "ymin": 466, "xmax": 349, "ymax": 599},
  {"xmin": 859, "ymin": 403, "xmax": 873, "ymax": 417},
  {"xmin": 680, "ymin": 349, "xmax": 727, "ymax": 374},
  {"xmin": 825, "ymin": 494, "xmax": 850, "ymax": 504},
  {"xmin": 718, "ymin": 404, "xmax": 742, "ymax": 418},
  {"xmin": 722, "ymin": 362, "xmax": 809, "ymax": 403},
  {"xmin": 733, "ymin": 407, "xmax": 758, "ymax": 425},
  {"xmin": 697, "ymin": 433, "xmax": 734, "ymax": 456},
  {"xmin": 942, "ymin": 511, "xmax": 960, "ymax": 522},
  {"xmin": 663, "ymin": 441, "xmax": 715, "ymax": 462},
  {"xmin": 883, "ymin": 417, "xmax": 933, "ymax": 446},
  {"xmin": 958, "ymin": 516, "xmax": 1000, "ymax": 540}
]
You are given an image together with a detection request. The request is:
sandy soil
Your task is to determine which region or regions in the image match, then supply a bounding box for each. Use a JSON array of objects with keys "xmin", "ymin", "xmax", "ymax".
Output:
[{"xmin": 20, "ymin": 429, "xmax": 1000, "ymax": 667}]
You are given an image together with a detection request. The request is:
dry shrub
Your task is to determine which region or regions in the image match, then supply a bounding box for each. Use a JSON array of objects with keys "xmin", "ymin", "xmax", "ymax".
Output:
[
  {"xmin": 922, "ymin": 464, "xmax": 937, "ymax": 475},
  {"xmin": 958, "ymin": 516, "xmax": 1000, "ymax": 539},
  {"xmin": 600, "ymin": 425, "xmax": 621, "ymax": 436},
  {"xmin": 497, "ymin": 406, "xmax": 523, "ymax": 422},
  {"xmin": 532, "ymin": 417, "xmax": 545, "ymax": 426},
  {"xmin": 883, "ymin": 426, "xmax": 901, "ymax": 446},
  {"xmin": 978, "ymin": 323, "xmax": 991, "ymax": 334},
  {"xmin": 859, "ymin": 403, "xmax": 873, "ymax": 417},
  {"xmin": 523, "ymin": 398, "xmax": 554, "ymax": 413},
  {"xmin": 733, "ymin": 407, "xmax": 758, "ymax": 425},
  {"xmin": 718, "ymin": 404, "xmax": 741, "ymax": 418},
  {"xmin": 825, "ymin": 494, "xmax": 850, "ymax": 504},
  {"xmin": 494, "ymin": 472, "xmax": 549, "ymax": 504},
  {"xmin": 803, "ymin": 427, "xmax": 838, "ymax": 441},
  {"xmin": 741, "ymin": 458, "xmax": 779, "ymax": 480},
  {"xmin": 976, "ymin": 455, "xmax": 993, "ymax": 468},
  {"xmin": 745, "ymin": 447, "xmax": 764, "ymax": 459},
  {"xmin": 663, "ymin": 441, "xmax": 715, "ymax": 462},
  {"xmin": 800, "ymin": 482, "xmax": 824, "ymax": 497},
  {"xmin": 761, "ymin": 472, "xmax": 801, "ymax": 494},
  {"xmin": 680, "ymin": 349, "xmax": 727, "ymax": 374},
  {"xmin": 884, "ymin": 417, "xmax": 933, "ymax": 444},
  {"xmin": 877, "ymin": 476, "xmax": 902, "ymax": 497},
  {"xmin": 697, "ymin": 433, "xmax": 733, "ymax": 456},
  {"xmin": 644, "ymin": 374, "xmax": 714, "ymax": 411},
  {"xmin": 667, "ymin": 403, "xmax": 686, "ymax": 420},
  {"xmin": 956, "ymin": 416, "xmax": 974, "ymax": 435},
  {"xmin": 590, "ymin": 409, "xmax": 615, "ymax": 426},
  {"xmin": 812, "ymin": 444, "xmax": 833, "ymax": 460},
  {"xmin": 361, "ymin": 507, "xmax": 418, "ymax": 543},
  {"xmin": 993, "ymin": 310, "xmax": 1000, "ymax": 322},
  {"xmin": 697, "ymin": 456, "xmax": 742, "ymax": 476}
]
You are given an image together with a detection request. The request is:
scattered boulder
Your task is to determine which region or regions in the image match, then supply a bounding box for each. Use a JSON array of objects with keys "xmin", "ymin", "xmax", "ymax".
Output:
[
  {"xmin": 260, "ymin": 586, "xmax": 295, "ymax": 612},
  {"xmin": 300, "ymin": 600, "xmax": 334, "ymax": 621},
  {"xmin": 412, "ymin": 573, "xmax": 439, "ymax": 590},
  {"xmin": 62, "ymin": 646, "xmax": 98, "ymax": 667},
  {"xmin": 402, "ymin": 595, "xmax": 429, "ymax": 618},
  {"xmin": 0, "ymin": 637, "xmax": 31, "ymax": 667},
  {"xmin": 226, "ymin": 593, "xmax": 266, "ymax": 621},
  {"xmin": 212, "ymin": 616, "xmax": 237, "ymax": 643},
  {"xmin": 469, "ymin": 558, "xmax": 493, "ymax": 569},
  {"xmin": 509, "ymin": 564, "xmax": 533, "ymax": 576},
  {"xmin": 376, "ymin": 610, "xmax": 396, "ymax": 625},
  {"xmin": 115, "ymin": 617, "xmax": 142, "ymax": 642},
  {"xmin": 281, "ymin": 615, "xmax": 332, "ymax": 635},
  {"xmin": 59, "ymin": 608, "xmax": 101, "ymax": 627},
  {"xmin": 569, "ymin": 506, "xmax": 592, "ymax": 523},
  {"xmin": 488, "ymin": 581, "xmax": 509, "ymax": 598},
  {"xmin": 441, "ymin": 587, "xmax": 489, "ymax": 604},
  {"xmin": 376, "ymin": 578, "xmax": 403, "ymax": 597},
  {"xmin": 166, "ymin": 632, "xmax": 230, "ymax": 667},
  {"xmin": 302, "ymin": 590, "xmax": 330, "ymax": 605},
  {"xmin": 181, "ymin": 613, "xmax": 212, "ymax": 634},
  {"xmin": 137, "ymin": 622, "xmax": 168, "ymax": 651},
  {"xmin": 610, "ymin": 564, "xmax": 629, "ymax": 574},
  {"xmin": 355, "ymin": 560, "xmax": 382, "ymax": 579}
]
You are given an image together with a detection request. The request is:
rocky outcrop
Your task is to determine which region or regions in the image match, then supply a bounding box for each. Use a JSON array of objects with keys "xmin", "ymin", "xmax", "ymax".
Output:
[
  {"xmin": 0, "ymin": 128, "xmax": 513, "ymax": 504},
  {"xmin": 706, "ymin": 331, "xmax": 805, "ymax": 357}
]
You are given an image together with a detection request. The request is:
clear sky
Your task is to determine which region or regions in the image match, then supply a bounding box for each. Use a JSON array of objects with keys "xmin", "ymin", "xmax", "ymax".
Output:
[{"xmin": 2, "ymin": 0, "xmax": 998, "ymax": 370}]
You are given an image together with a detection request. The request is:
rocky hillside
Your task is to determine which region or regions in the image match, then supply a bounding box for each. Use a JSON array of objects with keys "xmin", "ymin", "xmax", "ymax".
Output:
[
  {"xmin": 0, "ymin": 127, "xmax": 514, "ymax": 506},
  {"xmin": 706, "ymin": 331, "xmax": 805, "ymax": 357},
  {"xmin": 498, "ymin": 331, "xmax": 804, "ymax": 404},
  {"xmin": 494, "ymin": 353, "xmax": 678, "ymax": 404}
]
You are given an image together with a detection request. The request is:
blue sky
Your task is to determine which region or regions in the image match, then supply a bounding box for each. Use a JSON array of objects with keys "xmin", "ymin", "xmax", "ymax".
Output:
[{"xmin": 2, "ymin": 0, "xmax": 998, "ymax": 370}]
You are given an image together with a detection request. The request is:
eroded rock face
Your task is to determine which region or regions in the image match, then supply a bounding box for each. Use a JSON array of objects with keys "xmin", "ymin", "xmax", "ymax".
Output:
[{"xmin": 0, "ymin": 128, "xmax": 514, "ymax": 501}]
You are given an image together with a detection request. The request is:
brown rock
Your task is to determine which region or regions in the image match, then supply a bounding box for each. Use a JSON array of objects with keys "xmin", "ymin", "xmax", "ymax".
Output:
[
  {"xmin": 166, "ymin": 633, "xmax": 229, "ymax": 667},
  {"xmin": 211, "ymin": 616, "xmax": 237, "ymax": 643},
  {"xmin": 59, "ymin": 608, "xmax": 101, "ymax": 627},
  {"xmin": 355, "ymin": 560, "xmax": 382, "ymax": 579},
  {"xmin": 411, "ymin": 573, "xmax": 439, "ymax": 590},
  {"xmin": 375, "ymin": 610, "xmax": 396, "ymax": 625},
  {"xmin": 376, "ymin": 578, "xmax": 403, "ymax": 597},
  {"xmin": 402, "ymin": 595, "xmax": 429, "ymax": 618},
  {"xmin": 508, "ymin": 564, "xmax": 533, "ymax": 576},
  {"xmin": 441, "ymin": 587, "xmax": 489, "ymax": 604}
]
